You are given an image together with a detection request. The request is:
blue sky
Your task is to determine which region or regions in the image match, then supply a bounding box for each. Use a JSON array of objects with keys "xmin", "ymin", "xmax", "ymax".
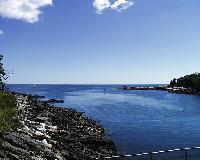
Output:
[{"xmin": 0, "ymin": 0, "xmax": 200, "ymax": 84}]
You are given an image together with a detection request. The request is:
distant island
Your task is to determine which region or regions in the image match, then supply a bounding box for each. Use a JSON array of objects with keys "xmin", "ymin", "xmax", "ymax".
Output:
[{"xmin": 122, "ymin": 73, "xmax": 200, "ymax": 95}]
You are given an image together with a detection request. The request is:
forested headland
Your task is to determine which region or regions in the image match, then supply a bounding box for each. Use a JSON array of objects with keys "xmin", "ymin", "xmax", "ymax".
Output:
[{"xmin": 169, "ymin": 73, "xmax": 200, "ymax": 92}]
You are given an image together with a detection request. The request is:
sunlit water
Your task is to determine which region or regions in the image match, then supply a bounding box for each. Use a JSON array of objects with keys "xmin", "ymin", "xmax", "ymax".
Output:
[{"xmin": 7, "ymin": 84, "xmax": 200, "ymax": 157}]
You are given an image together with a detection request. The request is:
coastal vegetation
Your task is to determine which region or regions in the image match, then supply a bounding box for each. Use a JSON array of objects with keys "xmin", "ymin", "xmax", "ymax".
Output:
[
  {"xmin": 170, "ymin": 73, "xmax": 200, "ymax": 91},
  {"xmin": 0, "ymin": 55, "xmax": 17, "ymax": 141},
  {"xmin": 0, "ymin": 92, "xmax": 17, "ymax": 137}
]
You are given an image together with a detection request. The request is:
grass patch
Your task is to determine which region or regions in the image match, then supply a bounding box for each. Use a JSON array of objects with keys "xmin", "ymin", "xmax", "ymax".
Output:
[{"xmin": 0, "ymin": 92, "xmax": 17, "ymax": 138}]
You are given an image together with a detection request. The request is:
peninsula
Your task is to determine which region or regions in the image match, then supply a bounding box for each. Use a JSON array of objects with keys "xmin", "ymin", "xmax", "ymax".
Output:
[{"xmin": 121, "ymin": 73, "xmax": 200, "ymax": 95}]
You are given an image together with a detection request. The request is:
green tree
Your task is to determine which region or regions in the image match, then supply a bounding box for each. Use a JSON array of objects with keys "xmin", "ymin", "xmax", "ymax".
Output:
[
  {"xmin": 170, "ymin": 73, "xmax": 200, "ymax": 92},
  {"xmin": 0, "ymin": 55, "xmax": 5, "ymax": 90},
  {"xmin": 170, "ymin": 78, "xmax": 177, "ymax": 87}
]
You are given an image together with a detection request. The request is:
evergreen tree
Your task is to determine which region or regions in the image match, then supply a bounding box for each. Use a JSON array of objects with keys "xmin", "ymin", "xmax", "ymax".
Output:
[
  {"xmin": 170, "ymin": 78, "xmax": 177, "ymax": 87},
  {"xmin": 170, "ymin": 73, "xmax": 200, "ymax": 92}
]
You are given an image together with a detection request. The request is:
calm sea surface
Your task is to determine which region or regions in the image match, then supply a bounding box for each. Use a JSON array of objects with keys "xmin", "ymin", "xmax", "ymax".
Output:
[{"xmin": 7, "ymin": 84, "xmax": 200, "ymax": 156}]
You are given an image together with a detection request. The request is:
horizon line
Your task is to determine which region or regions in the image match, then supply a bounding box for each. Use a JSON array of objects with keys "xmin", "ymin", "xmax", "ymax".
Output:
[{"xmin": 7, "ymin": 83, "xmax": 168, "ymax": 85}]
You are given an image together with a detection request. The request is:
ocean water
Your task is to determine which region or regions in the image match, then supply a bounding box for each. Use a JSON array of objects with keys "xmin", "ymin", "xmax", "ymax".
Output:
[{"xmin": 7, "ymin": 84, "xmax": 200, "ymax": 158}]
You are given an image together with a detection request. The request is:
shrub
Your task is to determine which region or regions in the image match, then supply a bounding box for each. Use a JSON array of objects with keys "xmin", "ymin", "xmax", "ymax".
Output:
[{"xmin": 0, "ymin": 92, "xmax": 17, "ymax": 137}]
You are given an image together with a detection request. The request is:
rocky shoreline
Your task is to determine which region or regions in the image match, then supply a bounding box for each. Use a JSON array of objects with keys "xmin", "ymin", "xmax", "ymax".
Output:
[{"xmin": 0, "ymin": 92, "xmax": 118, "ymax": 159}]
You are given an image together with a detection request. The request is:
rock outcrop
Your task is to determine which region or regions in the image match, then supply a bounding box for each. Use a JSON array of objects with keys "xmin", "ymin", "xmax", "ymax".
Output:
[{"xmin": 0, "ymin": 93, "xmax": 118, "ymax": 160}]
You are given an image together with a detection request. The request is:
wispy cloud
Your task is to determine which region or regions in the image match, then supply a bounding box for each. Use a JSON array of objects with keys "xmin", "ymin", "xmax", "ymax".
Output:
[
  {"xmin": 0, "ymin": 0, "xmax": 53, "ymax": 23},
  {"xmin": 0, "ymin": 29, "xmax": 4, "ymax": 35},
  {"xmin": 93, "ymin": 0, "xmax": 134, "ymax": 14},
  {"xmin": 111, "ymin": 0, "xmax": 134, "ymax": 11}
]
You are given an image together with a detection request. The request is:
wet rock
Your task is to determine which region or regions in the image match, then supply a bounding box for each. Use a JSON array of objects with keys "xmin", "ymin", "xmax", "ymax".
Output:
[
  {"xmin": 30, "ymin": 95, "xmax": 45, "ymax": 99},
  {"xmin": 47, "ymin": 99, "xmax": 64, "ymax": 104}
]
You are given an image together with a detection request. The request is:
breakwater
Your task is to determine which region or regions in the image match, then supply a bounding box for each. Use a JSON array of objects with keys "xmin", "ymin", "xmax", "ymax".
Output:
[
  {"xmin": 0, "ymin": 92, "xmax": 117, "ymax": 159},
  {"xmin": 121, "ymin": 86, "xmax": 200, "ymax": 95}
]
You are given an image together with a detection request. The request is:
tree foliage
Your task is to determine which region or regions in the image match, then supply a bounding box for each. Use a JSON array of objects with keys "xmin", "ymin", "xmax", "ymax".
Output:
[
  {"xmin": 0, "ymin": 92, "xmax": 17, "ymax": 137},
  {"xmin": 170, "ymin": 73, "xmax": 200, "ymax": 91},
  {"xmin": 0, "ymin": 55, "xmax": 5, "ymax": 84}
]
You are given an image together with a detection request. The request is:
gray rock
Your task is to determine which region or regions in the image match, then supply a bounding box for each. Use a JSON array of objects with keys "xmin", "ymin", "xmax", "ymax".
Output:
[
  {"xmin": 4, "ymin": 132, "xmax": 43, "ymax": 151},
  {"xmin": 2, "ymin": 142, "xmax": 31, "ymax": 158}
]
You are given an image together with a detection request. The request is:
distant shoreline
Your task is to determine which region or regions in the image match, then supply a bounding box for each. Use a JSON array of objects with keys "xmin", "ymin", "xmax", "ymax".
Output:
[{"xmin": 120, "ymin": 85, "xmax": 200, "ymax": 96}]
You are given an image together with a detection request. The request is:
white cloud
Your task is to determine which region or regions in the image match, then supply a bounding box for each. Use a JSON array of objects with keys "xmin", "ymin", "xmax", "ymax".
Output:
[
  {"xmin": 111, "ymin": 0, "xmax": 134, "ymax": 11},
  {"xmin": 93, "ymin": 0, "xmax": 111, "ymax": 14},
  {"xmin": 93, "ymin": 0, "xmax": 134, "ymax": 14},
  {"xmin": 0, "ymin": 29, "xmax": 3, "ymax": 35},
  {"xmin": 0, "ymin": 0, "xmax": 133, "ymax": 23},
  {"xmin": 0, "ymin": 0, "xmax": 53, "ymax": 23}
]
